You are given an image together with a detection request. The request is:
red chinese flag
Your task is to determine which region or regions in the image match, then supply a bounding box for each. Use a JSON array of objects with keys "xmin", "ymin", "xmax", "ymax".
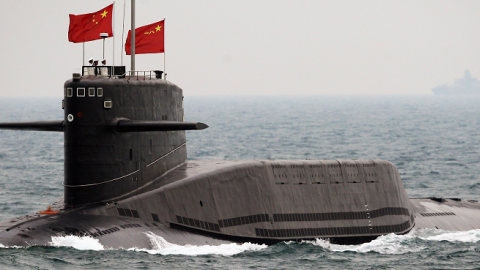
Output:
[
  {"xmin": 68, "ymin": 4, "xmax": 114, "ymax": 43},
  {"xmin": 125, "ymin": 20, "xmax": 164, "ymax": 55}
]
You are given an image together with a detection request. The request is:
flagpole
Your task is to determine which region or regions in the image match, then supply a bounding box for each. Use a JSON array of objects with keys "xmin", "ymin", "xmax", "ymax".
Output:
[
  {"xmin": 83, "ymin": 39, "xmax": 85, "ymax": 66},
  {"xmin": 131, "ymin": 0, "xmax": 135, "ymax": 73},
  {"xmin": 121, "ymin": 0, "xmax": 126, "ymax": 67},
  {"xmin": 163, "ymin": 18, "xmax": 166, "ymax": 80},
  {"xmin": 112, "ymin": 1, "xmax": 115, "ymax": 69}
]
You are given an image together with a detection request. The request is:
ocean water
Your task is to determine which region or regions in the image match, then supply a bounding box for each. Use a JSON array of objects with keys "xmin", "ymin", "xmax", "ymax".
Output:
[{"xmin": 0, "ymin": 96, "xmax": 479, "ymax": 269}]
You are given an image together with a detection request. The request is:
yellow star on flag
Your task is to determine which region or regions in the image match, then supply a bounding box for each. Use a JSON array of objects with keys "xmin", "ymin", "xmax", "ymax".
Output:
[
  {"xmin": 101, "ymin": 10, "xmax": 108, "ymax": 18},
  {"xmin": 155, "ymin": 25, "xmax": 161, "ymax": 32}
]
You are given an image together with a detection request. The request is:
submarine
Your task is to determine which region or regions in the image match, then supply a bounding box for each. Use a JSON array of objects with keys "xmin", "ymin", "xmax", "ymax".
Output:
[{"xmin": 1, "ymin": 5, "xmax": 480, "ymax": 249}]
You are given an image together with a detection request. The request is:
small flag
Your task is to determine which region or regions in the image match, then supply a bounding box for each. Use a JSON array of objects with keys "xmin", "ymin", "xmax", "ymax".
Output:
[
  {"xmin": 125, "ymin": 20, "xmax": 164, "ymax": 55},
  {"xmin": 68, "ymin": 4, "xmax": 114, "ymax": 43}
]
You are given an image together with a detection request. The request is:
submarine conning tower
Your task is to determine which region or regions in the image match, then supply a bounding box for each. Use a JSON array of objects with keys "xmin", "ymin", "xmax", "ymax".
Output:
[
  {"xmin": 0, "ymin": 68, "xmax": 207, "ymax": 208},
  {"xmin": 62, "ymin": 70, "xmax": 196, "ymax": 207}
]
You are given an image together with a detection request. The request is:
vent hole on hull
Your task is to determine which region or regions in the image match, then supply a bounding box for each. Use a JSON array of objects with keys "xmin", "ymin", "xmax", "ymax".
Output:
[{"xmin": 200, "ymin": 201, "xmax": 203, "ymax": 207}]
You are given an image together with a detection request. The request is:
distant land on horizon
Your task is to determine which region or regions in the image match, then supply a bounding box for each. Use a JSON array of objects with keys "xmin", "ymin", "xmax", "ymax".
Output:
[{"xmin": 432, "ymin": 70, "xmax": 480, "ymax": 95}]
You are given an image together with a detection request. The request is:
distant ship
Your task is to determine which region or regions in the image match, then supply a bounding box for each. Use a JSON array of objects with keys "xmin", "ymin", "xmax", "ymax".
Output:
[{"xmin": 432, "ymin": 70, "xmax": 480, "ymax": 95}]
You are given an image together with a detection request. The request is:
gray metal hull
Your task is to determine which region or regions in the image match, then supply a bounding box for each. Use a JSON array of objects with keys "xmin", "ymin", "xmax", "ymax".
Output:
[{"xmin": 4, "ymin": 159, "xmax": 466, "ymax": 248}]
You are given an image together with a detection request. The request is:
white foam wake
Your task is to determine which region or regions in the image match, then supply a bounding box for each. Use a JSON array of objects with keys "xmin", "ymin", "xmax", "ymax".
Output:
[
  {"xmin": 50, "ymin": 235, "xmax": 105, "ymax": 251},
  {"xmin": 307, "ymin": 233, "xmax": 422, "ymax": 254},
  {"xmin": 417, "ymin": 228, "xmax": 480, "ymax": 243},
  {"xmin": 46, "ymin": 228, "xmax": 480, "ymax": 255},
  {"xmin": 306, "ymin": 228, "xmax": 480, "ymax": 254},
  {"xmin": 48, "ymin": 232, "xmax": 266, "ymax": 255},
  {"xmin": 131, "ymin": 231, "xmax": 268, "ymax": 256}
]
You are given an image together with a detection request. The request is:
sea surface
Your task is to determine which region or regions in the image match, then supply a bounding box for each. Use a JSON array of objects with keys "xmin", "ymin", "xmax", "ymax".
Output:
[{"xmin": 0, "ymin": 96, "xmax": 479, "ymax": 269}]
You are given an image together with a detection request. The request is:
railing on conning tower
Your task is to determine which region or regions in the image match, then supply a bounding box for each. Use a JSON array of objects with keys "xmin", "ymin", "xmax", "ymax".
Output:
[
  {"xmin": 81, "ymin": 66, "xmax": 164, "ymax": 80},
  {"xmin": 127, "ymin": 70, "xmax": 164, "ymax": 80},
  {"xmin": 82, "ymin": 66, "xmax": 126, "ymax": 78}
]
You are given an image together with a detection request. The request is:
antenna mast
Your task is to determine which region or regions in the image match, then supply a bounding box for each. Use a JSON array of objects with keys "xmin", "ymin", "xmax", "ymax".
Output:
[{"xmin": 131, "ymin": 0, "xmax": 135, "ymax": 72}]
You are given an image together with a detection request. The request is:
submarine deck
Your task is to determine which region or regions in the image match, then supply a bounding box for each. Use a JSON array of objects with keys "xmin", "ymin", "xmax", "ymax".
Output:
[
  {"xmin": 410, "ymin": 198, "xmax": 480, "ymax": 231},
  {"xmin": 0, "ymin": 161, "xmax": 254, "ymax": 235},
  {"xmin": 123, "ymin": 160, "xmax": 251, "ymax": 200}
]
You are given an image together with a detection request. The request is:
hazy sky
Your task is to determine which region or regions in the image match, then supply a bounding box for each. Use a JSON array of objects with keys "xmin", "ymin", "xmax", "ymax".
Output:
[{"xmin": 1, "ymin": 0, "xmax": 480, "ymax": 97}]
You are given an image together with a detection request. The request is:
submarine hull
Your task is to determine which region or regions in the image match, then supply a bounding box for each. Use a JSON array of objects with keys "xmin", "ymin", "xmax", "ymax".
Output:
[
  {"xmin": 1, "ymin": 160, "xmax": 479, "ymax": 248},
  {"xmin": 0, "ymin": 159, "xmax": 430, "ymax": 248}
]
